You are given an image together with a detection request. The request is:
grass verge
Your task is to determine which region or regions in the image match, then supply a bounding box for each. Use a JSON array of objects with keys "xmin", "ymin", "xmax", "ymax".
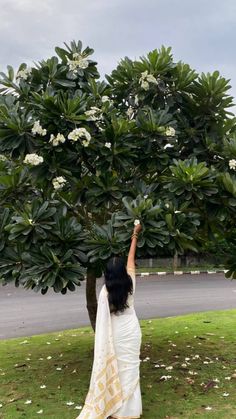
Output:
[{"xmin": 0, "ymin": 310, "xmax": 236, "ymax": 418}]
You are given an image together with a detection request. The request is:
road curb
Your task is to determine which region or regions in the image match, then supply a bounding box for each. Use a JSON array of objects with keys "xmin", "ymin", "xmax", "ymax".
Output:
[{"xmin": 137, "ymin": 269, "xmax": 227, "ymax": 278}]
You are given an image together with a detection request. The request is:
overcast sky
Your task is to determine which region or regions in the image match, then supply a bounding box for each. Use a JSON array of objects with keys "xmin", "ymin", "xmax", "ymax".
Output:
[{"xmin": 0, "ymin": 0, "xmax": 235, "ymax": 110}]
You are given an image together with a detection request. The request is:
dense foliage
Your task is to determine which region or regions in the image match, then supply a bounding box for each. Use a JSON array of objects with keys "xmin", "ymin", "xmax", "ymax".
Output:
[{"xmin": 0, "ymin": 40, "xmax": 236, "ymax": 295}]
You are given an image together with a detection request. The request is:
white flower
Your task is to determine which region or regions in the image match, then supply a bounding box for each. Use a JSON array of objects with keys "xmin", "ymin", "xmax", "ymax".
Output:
[
  {"xmin": 134, "ymin": 95, "xmax": 139, "ymax": 106},
  {"xmin": 140, "ymin": 80, "xmax": 149, "ymax": 90},
  {"xmin": 23, "ymin": 154, "xmax": 43, "ymax": 166},
  {"xmin": 67, "ymin": 54, "xmax": 89, "ymax": 73},
  {"xmin": 146, "ymin": 74, "xmax": 158, "ymax": 84},
  {"xmin": 40, "ymin": 385, "xmax": 46, "ymax": 389},
  {"xmin": 82, "ymin": 140, "xmax": 90, "ymax": 147},
  {"xmin": 74, "ymin": 405, "xmax": 82, "ymax": 410},
  {"xmin": 165, "ymin": 366, "xmax": 173, "ymax": 371},
  {"xmin": 134, "ymin": 219, "xmax": 140, "ymax": 226},
  {"xmin": 52, "ymin": 176, "xmax": 67, "ymax": 190},
  {"xmin": 66, "ymin": 401, "xmax": 75, "ymax": 406},
  {"xmin": 139, "ymin": 70, "xmax": 157, "ymax": 90},
  {"xmin": 126, "ymin": 107, "xmax": 134, "ymax": 119},
  {"xmin": 205, "ymin": 406, "xmax": 212, "ymax": 410},
  {"xmin": 68, "ymin": 128, "xmax": 91, "ymax": 144},
  {"xmin": 16, "ymin": 67, "xmax": 31, "ymax": 80},
  {"xmin": 37, "ymin": 409, "xmax": 43, "ymax": 414},
  {"xmin": 0, "ymin": 404, "xmax": 3, "ymax": 408},
  {"xmin": 105, "ymin": 142, "xmax": 111, "ymax": 149},
  {"xmin": 101, "ymin": 95, "xmax": 113, "ymax": 105},
  {"xmin": 101, "ymin": 95, "xmax": 109, "ymax": 103},
  {"xmin": 47, "ymin": 356, "xmax": 52, "ymax": 360},
  {"xmin": 165, "ymin": 127, "xmax": 176, "ymax": 137},
  {"xmin": 160, "ymin": 375, "xmax": 172, "ymax": 380},
  {"xmin": 85, "ymin": 107, "xmax": 102, "ymax": 121},
  {"xmin": 49, "ymin": 133, "xmax": 66, "ymax": 147},
  {"xmin": 0, "ymin": 155, "xmax": 7, "ymax": 161},
  {"xmin": 32, "ymin": 120, "xmax": 47, "ymax": 136},
  {"xmin": 223, "ymin": 392, "xmax": 229, "ymax": 397},
  {"xmin": 24, "ymin": 400, "xmax": 32, "ymax": 405},
  {"xmin": 229, "ymin": 159, "xmax": 236, "ymax": 170}
]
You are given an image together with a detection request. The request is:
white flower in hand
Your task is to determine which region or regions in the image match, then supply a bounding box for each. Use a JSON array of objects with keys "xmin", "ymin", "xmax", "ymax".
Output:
[{"xmin": 134, "ymin": 219, "xmax": 140, "ymax": 226}]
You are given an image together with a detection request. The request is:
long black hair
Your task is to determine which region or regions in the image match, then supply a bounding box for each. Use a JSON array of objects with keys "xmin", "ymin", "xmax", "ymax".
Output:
[{"xmin": 104, "ymin": 256, "xmax": 133, "ymax": 314}]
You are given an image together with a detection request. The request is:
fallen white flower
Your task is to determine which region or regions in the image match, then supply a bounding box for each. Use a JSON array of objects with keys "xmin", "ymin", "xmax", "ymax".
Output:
[
  {"xmin": 40, "ymin": 385, "xmax": 46, "ymax": 389},
  {"xmin": 24, "ymin": 400, "xmax": 32, "ymax": 405},
  {"xmin": 223, "ymin": 392, "xmax": 229, "ymax": 397},
  {"xmin": 37, "ymin": 409, "xmax": 43, "ymax": 414},
  {"xmin": 66, "ymin": 401, "xmax": 75, "ymax": 406}
]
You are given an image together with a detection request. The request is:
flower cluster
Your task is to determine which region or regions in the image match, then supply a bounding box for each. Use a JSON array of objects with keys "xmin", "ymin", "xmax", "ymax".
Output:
[
  {"xmin": 229, "ymin": 159, "xmax": 236, "ymax": 170},
  {"xmin": 67, "ymin": 53, "xmax": 89, "ymax": 74},
  {"xmin": 68, "ymin": 128, "xmax": 91, "ymax": 147},
  {"xmin": 31, "ymin": 120, "xmax": 47, "ymax": 136},
  {"xmin": 165, "ymin": 127, "xmax": 176, "ymax": 137},
  {"xmin": 23, "ymin": 153, "xmax": 44, "ymax": 166},
  {"xmin": 105, "ymin": 142, "xmax": 111, "ymax": 149},
  {"xmin": 139, "ymin": 70, "xmax": 157, "ymax": 90},
  {"xmin": 85, "ymin": 106, "xmax": 103, "ymax": 121},
  {"xmin": 52, "ymin": 176, "xmax": 67, "ymax": 190},
  {"xmin": 49, "ymin": 133, "xmax": 66, "ymax": 147},
  {"xmin": 16, "ymin": 67, "xmax": 32, "ymax": 80},
  {"xmin": 101, "ymin": 95, "xmax": 113, "ymax": 105}
]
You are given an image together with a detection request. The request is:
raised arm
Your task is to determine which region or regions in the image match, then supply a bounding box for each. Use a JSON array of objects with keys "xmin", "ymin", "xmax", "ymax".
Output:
[{"xmin": 127, "ymin": 222, "xmax": 142, "ymax": 271}]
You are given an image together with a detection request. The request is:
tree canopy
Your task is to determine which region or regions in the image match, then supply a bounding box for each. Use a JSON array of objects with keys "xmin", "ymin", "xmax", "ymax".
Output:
[{"xmin": 0, "ymin": 40, "xmax": 236, "ymax": 302}]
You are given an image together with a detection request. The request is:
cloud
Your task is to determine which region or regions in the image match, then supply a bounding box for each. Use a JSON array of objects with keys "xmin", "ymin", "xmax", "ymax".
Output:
[{"xmin": 0, "ymin": 0, "xmax": 235, "ymax": 106}]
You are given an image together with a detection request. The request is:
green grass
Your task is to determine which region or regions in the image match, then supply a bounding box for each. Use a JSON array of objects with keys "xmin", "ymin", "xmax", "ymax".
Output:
[{"xmin": 0, "ymin": 310, "xmax": 236, "ymax": 418}]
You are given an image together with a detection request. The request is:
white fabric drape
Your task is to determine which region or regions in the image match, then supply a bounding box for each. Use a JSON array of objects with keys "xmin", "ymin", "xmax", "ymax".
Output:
[
  {"xmin": 77, "ymin": 285, "xmax": 123, "ymax": 419},
  {"xmin": 77, "ymin": 268, "xmax": 142, "ymax": 419}
]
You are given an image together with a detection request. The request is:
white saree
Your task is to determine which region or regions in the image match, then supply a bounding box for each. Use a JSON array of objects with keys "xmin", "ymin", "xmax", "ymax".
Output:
[{"xmin": 77, "ymin": 268, "xmax": 142, "ymax": 419}]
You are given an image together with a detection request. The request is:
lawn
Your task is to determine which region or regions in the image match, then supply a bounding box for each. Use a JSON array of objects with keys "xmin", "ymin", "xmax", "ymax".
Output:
[{"xmin": 0, "ymin": 310, "xmax": 236, "ymax": 418}]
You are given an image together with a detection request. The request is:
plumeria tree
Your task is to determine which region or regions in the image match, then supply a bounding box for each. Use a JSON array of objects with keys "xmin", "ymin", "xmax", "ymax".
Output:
[{"xmin": 0, "ymin": 41, "xmax": 236, "ymax": 329}]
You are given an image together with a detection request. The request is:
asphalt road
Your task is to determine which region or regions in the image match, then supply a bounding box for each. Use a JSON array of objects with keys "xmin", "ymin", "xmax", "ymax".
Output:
[{"xmin": 1, "ymin": 273, "xmax": 236, "ymax": 339}]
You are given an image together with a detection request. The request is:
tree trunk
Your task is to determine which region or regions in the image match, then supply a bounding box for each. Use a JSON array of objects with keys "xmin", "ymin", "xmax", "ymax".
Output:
[
  {"xmin": 86, "ymin": 268, "xmax": 98, "ymax": 332},
  {"xmin": 173, "ymin": 250, "xmax": 178, "ymax": 271}
]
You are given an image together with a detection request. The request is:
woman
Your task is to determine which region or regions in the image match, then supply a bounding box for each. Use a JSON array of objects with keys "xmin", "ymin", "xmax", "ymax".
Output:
[{"xmin": 77, "ymin": 222, "xmax": 142, "ymax": 419}]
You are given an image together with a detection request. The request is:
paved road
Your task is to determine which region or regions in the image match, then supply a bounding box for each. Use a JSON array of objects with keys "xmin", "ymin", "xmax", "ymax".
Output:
[{"xmin": 1, "ymin": 273, "xmax": 236, "ymax": 339}]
